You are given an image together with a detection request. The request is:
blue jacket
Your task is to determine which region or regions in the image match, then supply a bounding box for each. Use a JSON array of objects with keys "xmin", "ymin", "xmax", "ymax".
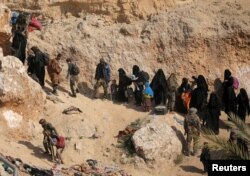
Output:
[
  {"xmin": 95, "ymin": 63, "xmax": 110, "ymax": 82},
  {"xmin": 144, "ymin": 82, "xmax": 154, "ymax": 97}
]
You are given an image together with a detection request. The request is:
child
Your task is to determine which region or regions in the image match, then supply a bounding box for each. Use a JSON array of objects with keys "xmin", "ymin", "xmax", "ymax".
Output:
[
  {"xmin": 200, "ymin": 142, "xmax": 211, "ymax": 173},
  {"xmin": 143, "ymin": 82, "xmax": 154, "ymax": 112},
  {"xmin": 110, "ymin": 79, "xmax": 118, "ymax": 101}
]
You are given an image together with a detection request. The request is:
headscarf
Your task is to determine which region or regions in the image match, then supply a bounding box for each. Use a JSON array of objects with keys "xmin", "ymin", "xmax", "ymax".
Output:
[
  {"xmin": 224, "ymin": 69, "xmax": 232, "ymax": 81},
  {"xmin": 144, "ymin": 82, "xmax": 154, "ymax": 97},
  {"xmin": 132, "ymin": 65, "xmax": 140, "ymax": 77}
]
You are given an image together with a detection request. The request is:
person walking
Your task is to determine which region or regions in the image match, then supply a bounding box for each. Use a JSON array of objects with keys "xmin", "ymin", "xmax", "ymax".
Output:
[
  {"xmin": 94, "ymin": 58, "xmax": 110, "ymax": 99},
  {"xmin": 66, "ymin": 58, "xmax": 80, "ymax": 97},
  {"xmin": 47, "ymin": 54, "xmax": 62, "ymax": 95}
]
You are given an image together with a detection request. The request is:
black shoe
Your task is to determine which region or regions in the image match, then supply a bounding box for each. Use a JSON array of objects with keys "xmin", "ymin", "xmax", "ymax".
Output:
[{"xmin": 76, "ymin": 89, "xmax": 79, "ymax": 93}]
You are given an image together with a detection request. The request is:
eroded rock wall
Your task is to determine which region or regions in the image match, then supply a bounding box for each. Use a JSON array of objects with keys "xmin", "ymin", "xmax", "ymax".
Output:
[
  {"xmin": 0, "ymin": 0, "xmax": 176, "ymax": 22},
  {"xmin": 26, "ymin": 0, "xmax": 250, "ymax": 95}
]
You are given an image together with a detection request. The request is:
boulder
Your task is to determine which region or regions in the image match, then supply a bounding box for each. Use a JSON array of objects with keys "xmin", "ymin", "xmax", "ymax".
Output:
[
  {"xmin": 0, "ymin": 5, "xmax": 11, "ymax": 56},
  {"xmin": 0, "ymin": 53, "xmax": 46, "ymax": 119},
  {"xmin": 132, "ymin": 119, "xmax": 182, "ymax": 164}
]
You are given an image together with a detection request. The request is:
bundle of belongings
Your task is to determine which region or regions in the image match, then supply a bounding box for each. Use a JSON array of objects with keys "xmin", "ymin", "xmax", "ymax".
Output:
[
  {"xmin": 154, "ymin": 105, "xmax": 167, "ymax": 115},
  {"xmin": 69, "ymin": 159, "xmax": 131, "ymax": 176},
  {"xmin": 10, "ymin": 11, "xmax": 42, "ymax": 33},
  {"xmin": 1, "ymin": 154, "xmax": 131, "ymax": 176}
]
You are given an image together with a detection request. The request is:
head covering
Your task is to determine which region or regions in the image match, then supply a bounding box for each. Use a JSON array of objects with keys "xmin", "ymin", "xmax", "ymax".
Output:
[
  {"xmin": 132, "ymin": 65, "xmax": 140, "ymax": 77},
  {"xmin": 39, "ymin": 119, "xmax": 46, "ymax": 124},
  {"xmin": 100, "ymin": 58, "xmax": 105, "ymax": 63},
  {"xmin": 189, "ymin": 107, "xmax": 197, "ymax": 114},
  {"xmin": 31, "ymin": 46, "xmax": 40, "ymax": 53},
  {"xmin": 224, "ymin": 69, "xmax": 232, "ymax": 81},
  {"xmin": 130, "ymin": 75, "xmax": 138, "ymax": 81},
  {"xmin": 144, "ymin": 82, "xmax": 154, "ymax": 97}
]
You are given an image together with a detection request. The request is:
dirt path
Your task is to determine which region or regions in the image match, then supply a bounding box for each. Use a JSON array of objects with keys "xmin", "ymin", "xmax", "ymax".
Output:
[{"xmin": 0, "ymin": 79, "xmax": 248, "ymax": 176}]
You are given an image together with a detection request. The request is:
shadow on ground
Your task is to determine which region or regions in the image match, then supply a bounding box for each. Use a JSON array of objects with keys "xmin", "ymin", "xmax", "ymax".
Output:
[
  {"xmin": 180, "ymin": 165, "xmax": 204, "ymax": 174},
  {"xmin": 18, "ymin": 141, "xmax": 52, "ymax": 162}
]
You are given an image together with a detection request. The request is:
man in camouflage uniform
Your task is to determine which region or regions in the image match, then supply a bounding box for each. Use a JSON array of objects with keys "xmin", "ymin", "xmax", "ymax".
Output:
[
  {"xmin": 39, "ymin": 119, "xmax": 59, "ymax": 155},
  {"xmin": 166, "ymin": 73, "xmax": 178, "ymax": 113},
  {"xmin": 184, "ymin": 107, "xmax": 201, "ymax": 156}
]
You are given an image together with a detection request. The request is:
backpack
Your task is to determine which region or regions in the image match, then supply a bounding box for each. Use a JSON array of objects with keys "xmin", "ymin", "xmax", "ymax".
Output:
[
  {"xmin": 71, "ymin": 63, "xmax": 80, "ymax": 75},
  {"xmin": 56, "ymin": 136, "xmax": 65, "ymax": 148},
  {"xmin": 233, "ymin": 77, "xmax": 239, "ymax": 89}
]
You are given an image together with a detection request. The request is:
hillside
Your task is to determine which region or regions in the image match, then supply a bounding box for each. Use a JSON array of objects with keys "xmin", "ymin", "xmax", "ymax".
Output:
[{"xmin": 0, "ymin": 0, "xmax": 250, "ymax": 175}]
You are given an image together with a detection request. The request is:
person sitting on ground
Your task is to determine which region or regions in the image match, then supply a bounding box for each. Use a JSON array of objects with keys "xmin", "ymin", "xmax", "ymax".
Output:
[
  {"xmin": 94, "ymin": 58, "xmax": 111, "ymax": 99},
  {"xmin": 47, "ymin": 54, "xmax": 62, "ymax": 95},
  {"xmin": 184, "ymin": 108, "xmax": 201, "ymax": 156},
  {"xmin": 166, "ymin": 73, "xmax": 178, "ymax": 113},
  {"xmin": 143, "ymin": 82, "xmax": 154, "ymax": 112},
  {"xmin": 39, "ymin": 119, "xmax": 59, "ymax": 155},
  {"xmin": 200, "ymin": 142, "xmax": 211, "ymax": 173},
  {"xmin": 237, "ymin": 88, "xmax": 250, "ymax": 122},
  {"xmin": 66, "ymin": 58, "xmax": 80, "ymax": 97}
]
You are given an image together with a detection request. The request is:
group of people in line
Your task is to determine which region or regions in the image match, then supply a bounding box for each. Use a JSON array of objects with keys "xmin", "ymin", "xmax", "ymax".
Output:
[{"xmin": 10, "ymin": 44, "xmax": 250, "ymax": 168}]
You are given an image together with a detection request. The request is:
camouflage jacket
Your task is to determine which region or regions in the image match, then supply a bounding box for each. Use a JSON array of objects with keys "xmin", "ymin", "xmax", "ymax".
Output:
[{"xmin": 184, "ymin": 113, "xmax": 201, "ymax": 134}]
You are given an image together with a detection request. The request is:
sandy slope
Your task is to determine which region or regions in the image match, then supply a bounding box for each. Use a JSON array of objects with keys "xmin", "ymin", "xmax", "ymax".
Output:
[{"xmin": 1, "ymin": 77, "xmax": 248, "ymax": 176}]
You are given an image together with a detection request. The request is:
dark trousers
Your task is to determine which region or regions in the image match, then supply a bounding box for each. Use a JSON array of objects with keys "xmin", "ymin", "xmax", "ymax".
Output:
[
  {"xmin": 134, "ymin": 85, "xmax": 143, "ymax": 105},
  {"xmin": 36, "ymin": 67, "xmax": 45, "ymax": 87}
]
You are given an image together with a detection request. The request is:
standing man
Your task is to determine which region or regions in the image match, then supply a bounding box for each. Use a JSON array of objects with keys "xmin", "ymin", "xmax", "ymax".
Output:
[
  {"xmin": 47, "ymin": 54, "xmax": 62, "ymax": 95},
  {"xmin": 184, "ymin": 108, "xmax": 201, "ymax": 156},
  {"xmin": 166, "ymin": 73, "xmax": 178, "ymax": 113},
  {"xmin": 94, "ymin": 58, "xmax": 110, "ymax": 99},
  {"xmin": 39, "ymin": 119, "xmax": 59, "ymax": 157},
  {"xmin": 66, "ymin": 58, "xmax": 80, "ymax": 97}
]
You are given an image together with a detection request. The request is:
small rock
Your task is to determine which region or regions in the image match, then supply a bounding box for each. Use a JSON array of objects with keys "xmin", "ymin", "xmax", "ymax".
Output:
[
  {"xmin": 75, "ymin": 143, "xmax": 82, "ymax": 151},
  {"xmin": 106, "ymin": 147, "xmax": 111, "ymax": 152},
  {"xmin": 103, "ymin": 152, "xmax": 109, "ymax": 157}
]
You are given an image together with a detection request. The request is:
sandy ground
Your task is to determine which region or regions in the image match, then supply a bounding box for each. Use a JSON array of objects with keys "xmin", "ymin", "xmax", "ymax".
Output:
[{"xmin": 1, "ymin": 77, "xmax": 248, "ymax": 176}]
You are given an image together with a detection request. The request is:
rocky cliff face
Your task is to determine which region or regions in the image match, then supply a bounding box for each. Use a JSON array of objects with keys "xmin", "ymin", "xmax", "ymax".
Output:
[
  {"xmin": 0, "ymin": 0, "xmax": 176, "ymax": 22},
  {"xmin": 25, "ymin": 0, "xmax": 250, "ymax": 95},
  {"xmin": 0, "ymin": 52, "xmax": 46, "ymax": 120},
  {"xmin": 1, "ymin": 0, "xmax": 250, "ymax": 94}
]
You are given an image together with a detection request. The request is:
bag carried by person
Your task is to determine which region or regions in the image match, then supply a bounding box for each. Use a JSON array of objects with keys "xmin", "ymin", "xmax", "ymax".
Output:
[{"xmin": 56, "ymin": 136, "xmax": 65, "ymax": 148}]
